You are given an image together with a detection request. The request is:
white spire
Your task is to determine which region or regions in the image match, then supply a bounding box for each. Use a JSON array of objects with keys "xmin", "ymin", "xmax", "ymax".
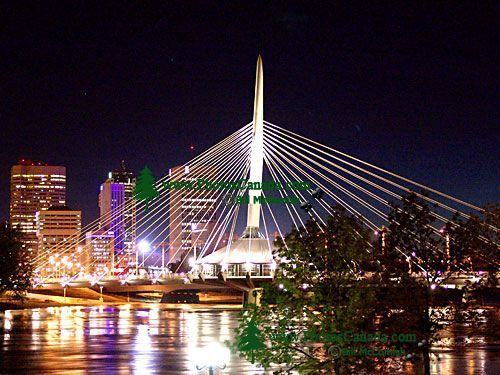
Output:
[{"xmin": 244, "ymin": 55, "xmax": 264, "ymax": 237}]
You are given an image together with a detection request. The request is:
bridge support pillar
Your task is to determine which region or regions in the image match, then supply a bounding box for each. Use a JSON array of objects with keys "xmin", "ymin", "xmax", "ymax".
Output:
[{"xmin": 245, "ymin": 287, "xmax": 263, "ymax": 306}]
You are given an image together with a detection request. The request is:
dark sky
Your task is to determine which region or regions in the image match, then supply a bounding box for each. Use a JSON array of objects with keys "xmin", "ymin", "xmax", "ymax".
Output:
[{"xmin": 1, "ymin": 1, "xmax": 498, "ymax": 225}]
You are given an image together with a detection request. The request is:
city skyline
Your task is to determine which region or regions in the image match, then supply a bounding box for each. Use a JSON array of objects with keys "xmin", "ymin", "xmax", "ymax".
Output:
[{"xmin": 1, "ymin": 3, "xmax": 498, "ymax": 226}]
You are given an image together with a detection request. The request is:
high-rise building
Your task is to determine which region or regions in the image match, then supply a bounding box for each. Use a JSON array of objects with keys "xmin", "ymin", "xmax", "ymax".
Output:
[
  {"xmin": 99, "ymin": 179, "xmax": 125, "ymax": 245},
  {"xmin": 168, "ymin": 165, "xmax": 218, "ymax": 264},
  {"xmin": 98, "ymin": 161, "xmax": 136, "ymax": 272},
  {"xmin": 10, "ymin": 160, "xmax": 66, "ymax": 256},
  {"xmin": 111, "ymin": 161, "xmax": 137, "ymax": 262},
  {"xmin": 85, "ymin": 230, "xmax": 115, "ymax": 274},
  {"xmin": 35, "ymin": 206, "xmax": 83, "ymax": 277}
]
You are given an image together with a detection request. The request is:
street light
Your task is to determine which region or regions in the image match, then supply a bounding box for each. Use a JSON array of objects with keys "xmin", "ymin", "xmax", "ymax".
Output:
[
  {"xmin": 440, "ymin": 227, "xmax": 451, "ymax": 272},
  {"xmin": 160, "ymin": 243, "xmax": 166, "ymax": 276},
  {"xmin": 193, "ymin": 341, "xmax": 230, "ymax": 374},
  {"xmin": 138, "ymin": 240, "xmax": 151, "ymax": 268},
  {"xmin": 190, "ymin": 224, "xmax": 207, "ymax": 271}
]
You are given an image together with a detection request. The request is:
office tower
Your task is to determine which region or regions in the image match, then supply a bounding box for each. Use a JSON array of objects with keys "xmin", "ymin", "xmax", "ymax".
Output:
[
  {"xmin": 9, "ymin": 159, "xmax": 66, "ymax": 256},
  {"xmin": 85, "ymin": 230, "xmax": 115, "ymax": 274},
  {"xmin": 168, "ymin": 165, "xmax": 217, "ymax": 265},
  {"xmin": 35, "ymin": 206, "xmax": 82, "ymax": 277},
  {"xmin": 99, "ymin": 179, "xmax": 124, "ymax": 270},
  {"xmin": 98, "ymin": 161, "xmax": 136, "ymax": 272},
  {"xmin": 111, "ymin": 161, "xmax": 137, "ymax": 268}
]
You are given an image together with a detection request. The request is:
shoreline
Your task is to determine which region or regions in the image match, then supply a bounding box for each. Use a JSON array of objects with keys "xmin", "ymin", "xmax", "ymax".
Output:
[{"xmin": 0, "ymin": 293, "xmax": 244, "ymax": 312}]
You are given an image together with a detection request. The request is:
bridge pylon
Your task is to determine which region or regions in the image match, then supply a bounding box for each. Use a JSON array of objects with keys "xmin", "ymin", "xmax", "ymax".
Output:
[{"xmin": 197, "ymin": 55, "xmax": 275, "ymax": 281}]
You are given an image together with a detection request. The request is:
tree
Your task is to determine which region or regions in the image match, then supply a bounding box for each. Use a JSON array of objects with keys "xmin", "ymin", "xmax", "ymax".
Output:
[
  {"xmin": 232, "ymin": 206, "xmax": 409, "ymax": 374},
  {"xmin": 386, "ymin": 192, "xmax": 447, "ymax": 283},
  {"xmin": 445, "ymin": 203, "xmax": 499, "ymax": 276},
  {"xmin": 133, "ymin": 166, "xmax": 159, "ymax": 212},
  {"xmin": 236, "ymin": 317, "xmax": 266, "ymax": 363},
  {"xmin": 445, "ymin": 204, "xmax": 499, "ymax": 318},
  {"xmin": 385, "ymin": 192, "xmax": 447, "ymax": 375},
  {"xmin": 383, "ymin": 192, "xmax": 498, "ymax": 375},
  {"xmin": 0, "ymin": 225, "xmax": 33, "ymax": 298}
]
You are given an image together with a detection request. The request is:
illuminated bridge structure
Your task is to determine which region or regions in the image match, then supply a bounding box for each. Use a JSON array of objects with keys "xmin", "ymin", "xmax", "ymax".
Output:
[{"xmin": 31, "ymin": 56, "xmax": 498, "ymax": 301}]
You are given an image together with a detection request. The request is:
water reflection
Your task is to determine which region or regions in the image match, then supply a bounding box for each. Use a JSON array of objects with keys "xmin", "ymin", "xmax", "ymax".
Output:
[
  {"xmin": 134, "ymin": 324, "xmax": 153, "ymax": 374},
  {"xmin": 0, "ymin": 305, "xmax": 269, "ymax": 374},
  {"xmin": 0, "ymin": 305, "xmax": 498, "ymax": 374}
]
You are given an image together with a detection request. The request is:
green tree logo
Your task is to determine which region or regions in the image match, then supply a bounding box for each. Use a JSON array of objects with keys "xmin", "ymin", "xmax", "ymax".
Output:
[
  {"xmin": 134, "ymin": 166, "xmax": 159, "ymax": 212},
  {"xmin": 237, "ymin": 318, "xmax": 266, "ymax": 363}
]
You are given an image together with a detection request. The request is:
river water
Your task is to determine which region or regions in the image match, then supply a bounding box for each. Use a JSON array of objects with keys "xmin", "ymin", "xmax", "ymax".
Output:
[{"xmin": 0, "ymin": 305, "xmax": 498, "ymax": 374}]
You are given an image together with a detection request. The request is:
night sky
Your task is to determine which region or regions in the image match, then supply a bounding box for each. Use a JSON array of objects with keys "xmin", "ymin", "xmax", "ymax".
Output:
[{"xmin": 1, "ymin": 2, "xmax": 498, "ymax": 225}]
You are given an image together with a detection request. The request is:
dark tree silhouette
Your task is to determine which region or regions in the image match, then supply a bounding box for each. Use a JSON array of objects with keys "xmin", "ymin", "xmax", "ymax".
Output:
[
  {"xmin": 384, "ymin": 192, "xmax": 497, "ymax": 375},
  {"xmin": 445, "ymin": 203, "xmax": 499, "ymax": 275},
  {"xmin": 232, "ymin": 206, "xmax": 408, "ymax": 374},
  {"xmin": 0, "ymin": 225, "xmax": 33, "ymax": 298}
]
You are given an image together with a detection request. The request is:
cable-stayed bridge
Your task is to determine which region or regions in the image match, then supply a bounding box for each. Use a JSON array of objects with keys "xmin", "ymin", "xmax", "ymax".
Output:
[{"xmin": 31, "ymin": 56, "xmax": 498, "ymax": 300}]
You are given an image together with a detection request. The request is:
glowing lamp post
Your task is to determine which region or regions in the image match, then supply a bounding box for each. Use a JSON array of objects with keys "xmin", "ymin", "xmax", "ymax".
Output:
[
  {"xmin": 191, "ymin": 224, "xmax": 207, "ymax": 263},
  {"xmin": 440, "ymin": 227, "xmax": 451, "ymax": 272},
  {"xmin": 193, "ymin": 342, "xmax": 230, "ymax": 374},
  {"xmin": 138, "ymin": 240, "xmax": 151, "ymax": 270},
  {"xmin": 161, "ymin": 243, "xmax": 166, "ymax": 276}
]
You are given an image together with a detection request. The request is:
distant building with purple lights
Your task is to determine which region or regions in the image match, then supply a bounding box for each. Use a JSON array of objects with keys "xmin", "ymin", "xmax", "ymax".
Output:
[{"xmin": 98, "ymin": 161, "xmax": 137, "ymax": 272}]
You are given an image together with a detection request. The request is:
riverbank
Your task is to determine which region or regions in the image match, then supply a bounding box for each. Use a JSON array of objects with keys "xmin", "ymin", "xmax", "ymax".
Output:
[
  {"xmin": 0, "ymin": 290, "xmax": 244, "ymax": 311},
  {"xmin": 0, "ymin": 294, "xmax": 117, "ymax": 311}
]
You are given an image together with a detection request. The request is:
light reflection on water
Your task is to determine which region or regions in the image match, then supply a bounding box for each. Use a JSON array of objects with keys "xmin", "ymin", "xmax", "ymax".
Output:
[
  {"xmin": 0, "ymin": 305, "xmax": 498, "ymax": 374},
  {"xmin": 0, "ymin": 305, "xmax": 267, "ymax": 374}
]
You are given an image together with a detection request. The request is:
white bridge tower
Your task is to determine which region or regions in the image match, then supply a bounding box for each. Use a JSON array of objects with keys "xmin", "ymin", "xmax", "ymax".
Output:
[
  {"xmin": 197, "ymin": 56, "xmax": 274, "ymax": 278},
  {"xmin": 243, "ymin": 55, "xmax": 265, "ymax": 238}
]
